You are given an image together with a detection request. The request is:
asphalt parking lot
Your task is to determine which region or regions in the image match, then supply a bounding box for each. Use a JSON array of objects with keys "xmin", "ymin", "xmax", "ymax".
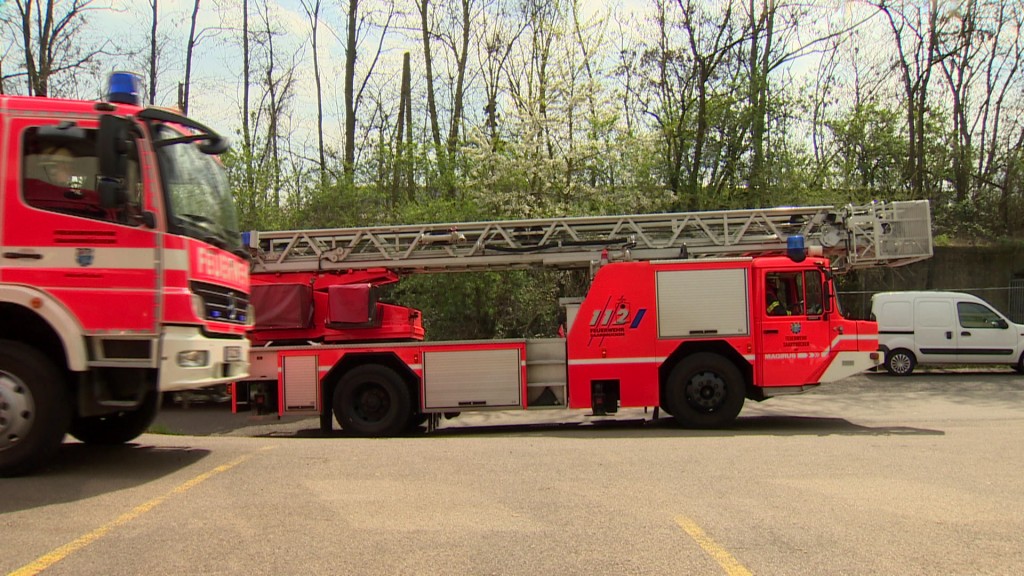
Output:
[{"xmin": 4, "ymin": 370, "xmax": 1024, "ymax": 576}]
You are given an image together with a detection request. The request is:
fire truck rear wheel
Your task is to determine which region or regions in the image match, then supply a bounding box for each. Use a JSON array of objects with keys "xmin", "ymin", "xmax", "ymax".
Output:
[
  {"xmin": 334, "ymin": 365, "xmax": 412, "ymax": 437},
  {"xmin": 0, "ymin": 341, "xmax": 71, "ymax": 477},
  {"xmin": 69, "ymin": 388, "xmax": 160, "ymax": 445},
  {"xmin": 665, "ymin": 353, "xmax": 744, "ymax": 429}
]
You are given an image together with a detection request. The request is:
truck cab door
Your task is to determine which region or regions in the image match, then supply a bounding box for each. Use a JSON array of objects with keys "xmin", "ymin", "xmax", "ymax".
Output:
[
  {"xmin": 2, "ymin": 118, "xmax": 159, "ymax": 337},
  {"xmin": 954, "ymin": 300, "xmax": 1017, "ymax": 364},
  {"xmin": 758, "ymin": 269, "xmax": 831, "ymax": 386}
]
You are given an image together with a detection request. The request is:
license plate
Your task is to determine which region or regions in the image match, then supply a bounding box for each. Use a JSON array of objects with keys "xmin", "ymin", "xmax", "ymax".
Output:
[{"xmin": 224, "ymin": 346, "xmax": 242, "ymax": 362}]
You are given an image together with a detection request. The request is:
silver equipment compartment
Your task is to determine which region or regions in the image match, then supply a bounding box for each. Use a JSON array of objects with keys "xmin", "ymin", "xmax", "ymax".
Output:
[{"xmin": 423, "ymin": 348, "xmax": 522, "ymax": 410}]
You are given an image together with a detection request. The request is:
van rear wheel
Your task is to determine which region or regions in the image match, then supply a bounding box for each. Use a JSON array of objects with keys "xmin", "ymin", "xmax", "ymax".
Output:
[{"xmin": 885, "ymin": 349, "xmax": 916, "ymax": 376}]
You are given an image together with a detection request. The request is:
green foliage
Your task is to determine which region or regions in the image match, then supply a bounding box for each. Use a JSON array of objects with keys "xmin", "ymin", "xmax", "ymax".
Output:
[
  {"xmin": 827, "ymin": 103, "xmax": 908, "ymax": 201},
  {"xmin": 388, "ymin": 270, "xmax": 568, "ymax": 340}
]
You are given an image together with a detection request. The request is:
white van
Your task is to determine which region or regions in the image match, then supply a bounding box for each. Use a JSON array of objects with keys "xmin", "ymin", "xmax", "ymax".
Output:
[{"xmin": 871, "ymin": 291, "xmax": 1024, "ymax": 375}]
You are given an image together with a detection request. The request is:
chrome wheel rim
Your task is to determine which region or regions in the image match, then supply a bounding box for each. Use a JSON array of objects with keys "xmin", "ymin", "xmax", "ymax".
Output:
[
  {"xmin": 0, "ymin": 371, "xmax": 35, "ymax": 451},
  {"xmin": 890, "ymin": 354, "xmax": 912, "ymax": 374}
]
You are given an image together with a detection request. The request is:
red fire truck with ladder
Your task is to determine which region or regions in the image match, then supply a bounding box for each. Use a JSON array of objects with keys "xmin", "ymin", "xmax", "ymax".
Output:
[
  {"xmin": 0, "ymin": 73, "xmax": 251, "ymax": 476},
  {"xmin": 233, "ymin": 201, "xmax": 932, "ymax": 435}
]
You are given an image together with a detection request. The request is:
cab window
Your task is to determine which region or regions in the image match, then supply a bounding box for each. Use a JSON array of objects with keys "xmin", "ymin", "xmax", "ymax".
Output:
[
  {"xmin": 957, "ymin": 302, "xmax": 1005, "ymax": 329},
  {"xmin": 21, "ymin": 127, "xmax": 143, "ymax": 225},
  {"xmin": 766, "ymin": 270, "xmax": 824, "ymax": 317}
]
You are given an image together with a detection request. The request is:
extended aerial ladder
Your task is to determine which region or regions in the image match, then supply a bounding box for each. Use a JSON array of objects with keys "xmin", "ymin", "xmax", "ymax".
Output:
[{"xmin": 246, "ymin": 200, "xmax": 933, "ymax": 276}]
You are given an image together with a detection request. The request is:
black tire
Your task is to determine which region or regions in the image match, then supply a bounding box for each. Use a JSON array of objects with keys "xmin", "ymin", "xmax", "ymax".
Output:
[
  {"xmin": 407, "ymin": 413, "xmax": 429, "ymax": 432},
  {"xmin": 0, "ymin": 341, "xmax": 71, "ymax": 477},
  {"xmin": 885, "ymin": 349, "xmax": 916, "ymax": 376},
  {"xmin": 1014, "ymin": 354, "xmax": 1024, "ymax": 374},
  {"xmin": 665, "ymin": 353, "xmax": 745, "ymax": 429},
  {"xmin": 69, "ymin": 387, "xmax": 160, "ymax": 445},
  {"xmin": 658, "ymin": 392, "xmax": 676, "ymax": 417},
  {"xmin": 333, "ymin": 365, "xmax": 411, "ymax": 437}
]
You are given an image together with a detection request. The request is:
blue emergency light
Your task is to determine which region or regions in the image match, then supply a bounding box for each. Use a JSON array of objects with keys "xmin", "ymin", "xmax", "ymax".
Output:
[
  {"xmin": 787, "ymin": 235, "xmax": 806, "ymax": 262},
  {"xmin": 106, "ymin": 71, "xmax": 141, "ymax": 105}
]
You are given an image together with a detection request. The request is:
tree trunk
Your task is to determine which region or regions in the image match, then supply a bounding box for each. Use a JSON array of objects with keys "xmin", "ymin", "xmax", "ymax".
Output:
[
  {"xmin": 344, "ymin": 0, "xmax": 358, "ymax": 179},
  {"xmin": 417, "ymin": 0, "xmax": 442, "ymax": 149},
  {"xmin": 303, "ymin": 0, "xmax": 326, "ymax": 181},
  {"xmin": 183, "ymin": 0, "xmax": 200, "ymax": 115},
  {"xmin": 446, "ymin": 0, "xmax": 471, "ymax": 157},
  {"xmin": 149, "ymin": 0, "xmax": 158, "ymax": 105}
]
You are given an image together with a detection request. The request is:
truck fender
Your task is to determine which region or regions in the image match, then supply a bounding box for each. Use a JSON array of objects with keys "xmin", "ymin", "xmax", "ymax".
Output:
[{"xmin": 0, "ymin": 285, "xmax": 88, "ymax": 371}]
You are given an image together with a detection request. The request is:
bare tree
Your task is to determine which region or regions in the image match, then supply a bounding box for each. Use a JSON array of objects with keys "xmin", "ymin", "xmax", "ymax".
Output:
[
  {"xmin": 876, "ymin": 0, "xmax": 944, "ymax": 200},
  {"xmin": 300, "ymin": 0, "xmax": 326, "ymax": 180},
  {"xmin": 344, "ymin": 0, "xmax": 357, "ymax": 178},
  {"xmin": 149, "ymin": 0, "xmax": 157, "ymax": 104},
  {"xmin": 341, "ymin": 0, "xmax": 394, "ymax": 180},
  {"xmin": 5, "ymin": 0, "xmax": 110, "ymax": 97},
  {"xmin": 182, "ymin": 0, "xmax": 201, "ymax": 115},
  {"xmin": 476, "ymin": 0, "xmax": 526, "ymax": 143},
  {"xmin": 416, "ymin": 0, "xmax": 443, "ymax": 150}
]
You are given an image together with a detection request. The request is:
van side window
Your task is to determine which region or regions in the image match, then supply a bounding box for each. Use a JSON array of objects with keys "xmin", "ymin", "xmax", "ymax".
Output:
[
  {"xmin": 957, "ymin": 302, "xmax": 1004, "ymax": 329},
  {"xmin": 22, "ymin": 127, "xmax": 143, "ymax": 226}
]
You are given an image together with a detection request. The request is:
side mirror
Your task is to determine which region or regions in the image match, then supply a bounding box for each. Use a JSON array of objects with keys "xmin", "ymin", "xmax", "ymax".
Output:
[
  {"xmin": 199, "ymin": 135, "xmax": 230, "ymax": 155},
  {"xmin": 97, "ymin": 177, "xmax": 129, "ymax": 209},
  {"xmin": 995, "ymin": 319, "xmax": 1009, "ymax": 329},
  {"xmin": 97, "ymin": 115, "xmax": 132, "ymax": 179}
]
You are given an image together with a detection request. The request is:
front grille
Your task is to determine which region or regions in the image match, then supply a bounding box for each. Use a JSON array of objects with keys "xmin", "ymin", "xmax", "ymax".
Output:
[{"xmin": 191, "ymin": 281, "xmax": 251, "ymax": 324}]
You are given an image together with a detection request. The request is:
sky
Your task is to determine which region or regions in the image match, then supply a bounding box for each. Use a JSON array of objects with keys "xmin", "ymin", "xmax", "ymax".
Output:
[
  {"xmin": 84, "ymin": 0, "xmax": 641, "ymax": 149},
  {"xmin": 5, "ymin": 0, "xmax": 871, "ymax": 155}
]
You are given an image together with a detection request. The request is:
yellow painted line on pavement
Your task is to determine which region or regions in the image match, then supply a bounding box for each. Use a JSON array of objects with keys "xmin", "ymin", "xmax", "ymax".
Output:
[
  {"xmin": 8, "ymin": 447, "xmax": 272, "ymax": 576},
  {"xmin": 675, "ymin": 515, "xmax": 753, "ymax": 576}
]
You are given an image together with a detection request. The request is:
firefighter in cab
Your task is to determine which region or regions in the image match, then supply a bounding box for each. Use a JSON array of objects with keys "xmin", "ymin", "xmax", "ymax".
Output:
[{"xmin": 766, "ymin": 278, "xmax": 790, "ymax": 316}]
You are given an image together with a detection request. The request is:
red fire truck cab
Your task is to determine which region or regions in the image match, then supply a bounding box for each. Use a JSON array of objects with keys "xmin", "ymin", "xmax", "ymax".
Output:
[{"xmin": 0, "ymin": 74, "xmax": 251, "ymax": 476}]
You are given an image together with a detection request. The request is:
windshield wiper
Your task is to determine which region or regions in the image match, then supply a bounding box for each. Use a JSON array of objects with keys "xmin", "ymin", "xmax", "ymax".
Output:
[{"xmin": 175, "ymin": 214, "xmax": 231, "ymax": 250}]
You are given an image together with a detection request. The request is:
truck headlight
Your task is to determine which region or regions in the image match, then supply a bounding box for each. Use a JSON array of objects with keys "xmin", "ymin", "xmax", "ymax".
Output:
[{"xmin": 177, "ymin": 350, "xmax": 209, "ymax": 367}]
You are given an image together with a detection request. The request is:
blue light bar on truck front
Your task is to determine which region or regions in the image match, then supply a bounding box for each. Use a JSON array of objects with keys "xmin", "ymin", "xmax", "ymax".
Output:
[{"xmin": 107, "ymin": 71, "xmax": 141, "ymax": 105}]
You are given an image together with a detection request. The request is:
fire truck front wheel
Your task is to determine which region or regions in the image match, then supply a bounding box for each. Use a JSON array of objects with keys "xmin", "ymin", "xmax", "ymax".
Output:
[
  {"xmin": 665, "ymin": 353, "xmax": 744, "ymax": 429},
  {"xmin": 0, "ymin": 340, "xmax": 72, "ymax": 477},
  {"xmin": 333, "ymin": 365, "xmax": 412, "ymax": 437},
  {"xmin": 69, "ymin": 388, "xmax": 160, "ymax": 445}
]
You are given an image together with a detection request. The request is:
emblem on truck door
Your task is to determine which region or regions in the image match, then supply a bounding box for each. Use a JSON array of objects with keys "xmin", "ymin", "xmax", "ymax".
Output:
[{"xmin": 75, "ymin": 248, "xmax": 94, "ymax": 267}]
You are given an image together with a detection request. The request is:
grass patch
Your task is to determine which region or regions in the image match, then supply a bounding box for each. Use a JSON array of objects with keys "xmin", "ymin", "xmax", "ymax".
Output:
[{"xmin": 146, "ymin": 424, "xmax": 184, "ymax": 436}]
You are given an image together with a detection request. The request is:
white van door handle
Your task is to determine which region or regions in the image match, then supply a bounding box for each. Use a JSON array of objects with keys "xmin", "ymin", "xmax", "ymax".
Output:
[{"xmin": 961, "ymin": 331, "xmax": 971, "ymax": 337}]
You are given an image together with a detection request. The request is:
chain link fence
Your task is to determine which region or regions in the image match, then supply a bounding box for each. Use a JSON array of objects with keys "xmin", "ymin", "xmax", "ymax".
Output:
[{"xmin": 839, "ymin": 283, "xmax": 1024, "ymax": 323}]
